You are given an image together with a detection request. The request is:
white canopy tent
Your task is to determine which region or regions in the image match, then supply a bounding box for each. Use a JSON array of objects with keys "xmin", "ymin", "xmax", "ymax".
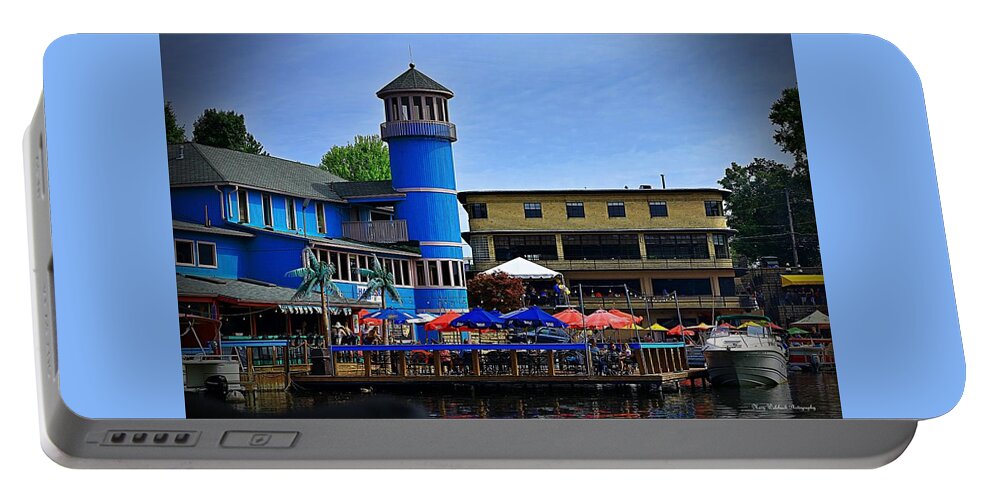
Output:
[{"xmin": 482, "ymin": 257, "xmax": 561, "ymax": 280}]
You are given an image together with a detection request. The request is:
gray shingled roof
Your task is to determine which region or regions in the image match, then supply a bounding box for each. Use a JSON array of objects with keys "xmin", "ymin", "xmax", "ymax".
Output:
[
  {"xmin": 331, "ymin": 180, "xmax": 401, "ymax": 199},
  {"xmin": 376, "ymin": 64, "xmax": 453, "ymax": 97},
  {"xmin": 168, "ymin": 143, "xmax": 346, "ymax": 202},
  {"xmin": 173, "ymin": 220, "xmax": 255, "ymax": 238},
  {"xmin": 176, "ymin": 274, "xmax": 371, "ymax": 308}
]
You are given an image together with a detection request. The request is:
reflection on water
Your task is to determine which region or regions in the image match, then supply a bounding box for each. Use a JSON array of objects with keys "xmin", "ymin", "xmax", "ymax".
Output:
[{"xmin": 230, "ymin": 373, "xmax": 841, "ymax": 419}]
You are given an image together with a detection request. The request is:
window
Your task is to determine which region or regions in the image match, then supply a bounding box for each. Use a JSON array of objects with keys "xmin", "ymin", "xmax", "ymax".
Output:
[
  {"xmin": 705, "ymin": 200, "xmax": 724, "ymax": 217},
  {"xmin": 467, "ymin": 203, "xmax": 488, "ymax": 219},
  {"xmin": 400, "ymin": 96, "xmax": 410, "ymax": 120},
  {"xmin": 713, "ymin": 234, "xmax": 729, "ymax": 259},
  {"xmin": 607, "ymin": 201, "xmax": 626, "ymax": 218},
  {"xmin": 562, "ymin": 233, "xmax": 640, "ymax": 260},
  {"xmin": 197, "ymin": 242, "xmax": 217, "ymax": 268},
  {"xmin": 469, "ymin": 235, "xmax": 491, "ymax": 261},
  {"xmin": 316, "ymin": 202, "xmax": 327, "ymax": 233},
  {"xmin": 566, "ymin": 202, "xmax": 585, "ymax": 218},
  {"xmin": 649, "ymin": 201, "xmax": 668, "ymax": 218},
  {"xmin": 237, "ymin": 190, "xmax": 249, "ymax": 223},
  {"xmin": 523, "ymin": 202, "xmax": 542, "ymax": 218},
  {"xmin": 652, "ymin": 278, "xmax": 713, "ymax": 297},
  {"xmin": 494, "ymin": 235, "xmax": 557, "ymax": 261},
  {"xmin": 390, "ymin": 98, "xmax": 399, "ymax": 121},
  {"xmin": 286, "ymin": 198, "xmax": 297, "ymax": 230},
  {"xmin": 441, "ymin": 261, "xmax": 453, "ymax": 287},
  {"xmin": 415, "ymin": 260, "xmax": 427, "ymax": 286},
  {"xmin": 175, "ymin": 240, "xmax": 195, "ymax": 266},
  {"xmin": 413, "ymin": 96, "xmax": 423, "ymax": 120},
  {"xmin": 261, "ymin": 194, "xmax": 274, "ymax": 228},
  {"xmin": 425, "ymin": 97, "xmax": 436, "ymax": 120},
  {"xmin": 429, "ymin": 261, "xmax": 440, "ymax": 286},
  {"xmin": 644, "ymin": 234, "xmax": 710, "ymax": 259},
  {"xmin": 442, "ymin": 99, "xmax": 449, "ymax": 122}
]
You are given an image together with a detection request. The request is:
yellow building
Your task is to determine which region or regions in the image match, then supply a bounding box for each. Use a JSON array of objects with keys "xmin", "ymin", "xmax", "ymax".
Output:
[{"xmin": 458, "ymin": 186, "xmax": 747, "ymax": 324}]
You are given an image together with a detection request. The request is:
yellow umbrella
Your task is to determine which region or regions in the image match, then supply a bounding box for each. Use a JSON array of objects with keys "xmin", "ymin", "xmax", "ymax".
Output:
[
  {"xmin": 649, "ymin": 324, "xmax": 668, "ymax": 331},
  {"xmin": 689, "ymin": 322, "xmax": 712, "ymax": 330},
  {"xmin": 740, "ymin": 321, "xmax": 763, "ymax": 328},
  {"xmin": 630, "ymin": 324, "xmax": 645, "ymax": 330}
]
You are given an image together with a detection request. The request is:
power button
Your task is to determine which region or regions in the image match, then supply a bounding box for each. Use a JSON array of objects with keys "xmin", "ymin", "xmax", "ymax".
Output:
[{"xmin": 220, "ymin": 431, "xmax": 298, "ymax": 448}]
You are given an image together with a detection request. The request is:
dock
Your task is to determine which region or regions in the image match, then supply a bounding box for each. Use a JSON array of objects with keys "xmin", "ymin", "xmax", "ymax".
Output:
[{"xmin": 291, "ymin": 342, "xmax": 707, "ymax": 391}]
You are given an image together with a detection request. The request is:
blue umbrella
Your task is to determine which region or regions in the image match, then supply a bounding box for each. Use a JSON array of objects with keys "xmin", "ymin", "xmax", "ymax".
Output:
[
  {"xmin": 502, "ymin": 306, "xmax": 568, "ymax": 328},
  {"xmin": 450, "ymin": 308, "xmax": 504, "ymax": 329},
  {"xmin": 366, "ymin": 308, "xmax": 416, "ymax": 321}
]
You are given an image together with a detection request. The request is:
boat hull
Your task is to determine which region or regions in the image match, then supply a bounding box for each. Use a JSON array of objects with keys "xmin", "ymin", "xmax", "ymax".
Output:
[{"xmin": 703, "ymin": 349, "xmax": 789, "ymax": 387}]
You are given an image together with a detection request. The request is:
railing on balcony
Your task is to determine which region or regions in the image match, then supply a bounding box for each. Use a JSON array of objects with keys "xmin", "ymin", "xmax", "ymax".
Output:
[
  {"xmin": 575, "ymin": 295, "xmax": 748, "ymax": 311},
  {"xmin": 341, "ymin": 220, "xmax": 409, "ymax": 244},
  {"xmin": 471, "ymin": 258, "xmax": 735, "ymax": 272},
  {"xmin": 380, "ymin": 120, "xmax": 457, "ymax": 141}
]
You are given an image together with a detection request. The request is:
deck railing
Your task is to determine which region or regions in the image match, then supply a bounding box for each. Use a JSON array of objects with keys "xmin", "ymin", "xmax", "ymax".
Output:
[
  {"xmin": 341, "ymin": 219, "xmax": 409, "ymax": 244},
  {"xmin": 471, "ymin": 257, "xmax": 735, "ymax": 272}
]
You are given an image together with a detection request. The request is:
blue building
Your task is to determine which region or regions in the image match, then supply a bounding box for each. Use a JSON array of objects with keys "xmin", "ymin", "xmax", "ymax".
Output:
[{"xmin": 171, "ymin": 65, "xmax": 469, "ymax": 342}]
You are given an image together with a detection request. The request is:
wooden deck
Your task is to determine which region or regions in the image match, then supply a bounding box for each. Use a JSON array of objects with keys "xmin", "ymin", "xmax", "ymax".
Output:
[{"xmin": 292, "ymin": 368, "xmax": 707, "ymax": 389}]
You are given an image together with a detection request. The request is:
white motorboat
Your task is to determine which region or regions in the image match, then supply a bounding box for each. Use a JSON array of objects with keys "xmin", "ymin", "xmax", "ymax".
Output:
[{"xmin": 702, "ymin": 315, "xmax": 788, "ymax": 387}]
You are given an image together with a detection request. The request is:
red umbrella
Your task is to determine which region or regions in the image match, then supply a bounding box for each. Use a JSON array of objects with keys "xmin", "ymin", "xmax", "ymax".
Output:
[
  {"xmin": 357, "ymin": 309, "xmax": 382, "ymax": 325},
  {"xmin": 425, "ymin": 311, "xmax": 463, "ymax": 331},
  {"xmin": 768, "ymin": 322, "xmax": 786, "ymax": 331},
  {"xmin": 553, "ymin": 308, "xmax": 586, "ymax": 328},
  {"xmin": 666, "ymin": 324, "xmax": 686, "ymax": 336},
  {"xmin": 585, "ymin": 309, "xmax": 633, "ymax": 329},
  {"xmin": 608, "ymin": 309, "xmax": 643, "ymax": 325}
]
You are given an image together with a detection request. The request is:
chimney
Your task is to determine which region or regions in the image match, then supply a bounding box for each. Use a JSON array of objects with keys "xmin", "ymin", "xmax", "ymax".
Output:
[{"xmin": 660, "ymin": 174, "xmax": 666, "ymax": 189}]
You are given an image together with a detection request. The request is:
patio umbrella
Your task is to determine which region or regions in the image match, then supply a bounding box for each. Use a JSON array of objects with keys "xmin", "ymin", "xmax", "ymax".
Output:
[
  {"xmin": 688, "ymin": 322, "xmax": 712, "ymax": 331},
  {"xmin": 767, "ymin": 322, "xmax": 786, "ymax": 331},
  {"xmin": 502, "ymin": 306, "xmax": 568, "ymax": 328},
  {"xmin": 553, "ymin": 308, "xmax": 586, "ymax": 328},
  {"xmin": 366, "ymin": 308, "xmax": 416, "ymax": 322},
  {"xmin": 649, "ymin": 323, "xmax": 668, "ymax": 331},
  {"xmin": 450, "ymin": 308, "xmax": 504, "ymax": 329},
  {"xmin": 425, "ymin": 311, "xmax": 462, "ymax": 331},
  {"xmin": 787, "ymin": 327, "xmax": 809, "ymax": 335},
  {"xmin": 585, "ymin": 309, "xmax": 632, "ymax": 329},
  {"xmin": 357, "ymin": 309, "xmax": 382, "ymax": 325},
  {"xmin": 740, "ymin": 321, "xmax": 764, "ymax": 328},
  {"xmin": 665, "ymin": 324, "xmax": 686, "ymax": 336},
  {"xmin": 608, "ymin": 309, "xmax": 643, "ymax": 325}
]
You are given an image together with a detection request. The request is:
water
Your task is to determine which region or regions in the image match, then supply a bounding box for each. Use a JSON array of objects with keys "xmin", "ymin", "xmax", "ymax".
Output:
[{"xmin": 221, "ymin": 372, "xmax": 841, "ymax": 419}]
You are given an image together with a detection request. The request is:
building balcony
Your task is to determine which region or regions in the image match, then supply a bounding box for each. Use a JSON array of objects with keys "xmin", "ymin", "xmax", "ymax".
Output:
[
  {"xmin": 569, "ymin": 295, "xmax": 748, "ymax": 311},
  {"xmin": 470, "ymin": 257, "xmax": 735, "ymax": 273},
  {"xmin": 341, "ymin": 219, "xmax": 409, "ymax": 244},
  {"xmin": 380, "ymin": 120, "xmax": 457, "ymax": 141}
]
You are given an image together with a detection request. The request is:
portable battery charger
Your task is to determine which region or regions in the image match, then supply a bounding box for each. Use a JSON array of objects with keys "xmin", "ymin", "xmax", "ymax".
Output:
[{"xmin": 25, "ymin": 34, "xmax": 964, "ymax": 468}]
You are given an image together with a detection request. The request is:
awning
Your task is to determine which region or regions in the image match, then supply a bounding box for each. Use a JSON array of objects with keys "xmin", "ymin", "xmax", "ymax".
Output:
[
  {"xmin": 780, "ymin": 274, "xmax": 824, "ymax": 287},
  {"xmin": 277, "ymin": 305, "xmax": 352, "ymax": 315}
]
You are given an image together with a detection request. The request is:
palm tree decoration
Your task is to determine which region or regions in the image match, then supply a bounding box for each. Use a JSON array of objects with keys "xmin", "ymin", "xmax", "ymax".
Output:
[
  {"xmin": 358, "ymin": 254, "xmax": 402, "ymax": 344},
  {"xmin": 286, "ymin": 248, "xmax": 343, "ymax": 346}
]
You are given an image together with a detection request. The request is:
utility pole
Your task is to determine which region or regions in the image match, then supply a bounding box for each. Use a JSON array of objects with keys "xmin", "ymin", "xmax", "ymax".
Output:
[{"xmin": 785, "ymin": 188, "xmax": 800, "ymax": 267}]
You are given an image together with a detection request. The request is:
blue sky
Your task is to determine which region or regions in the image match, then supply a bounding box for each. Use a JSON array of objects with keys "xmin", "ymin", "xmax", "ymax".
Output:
[{"xmin": 161, "ymin": 34, "xmax": 797, "ymax": 191}]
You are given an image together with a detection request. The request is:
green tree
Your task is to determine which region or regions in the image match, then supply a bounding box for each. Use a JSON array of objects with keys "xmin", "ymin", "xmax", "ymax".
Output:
[
  {"xmin": 286, "ymin": 249, "xmax": 343, "ymax": 348},
  {"xmin": 192, "ymin": 108, "xmax": 268, "ymax": 155},
  {"xmin": 358, "ymin": 255, "xmax": 402, "ymax": 344},
  {"xmin": 467, "ymin": 272, "xmax": 525, "ymax": 312},
  {"xmin": 164, "ymin": 102, "xmax": 187, "ymax": 144},
  {"xmin": 719, "ymin": 87, "xmax": 819, "ymax": 267},
  {"xmin": 769, "ymin": 87, "xmax": 807, "ymax": 171},
  {"xmin": 319, "ymin": 135, "xmax": 391, "ymax": 181}
]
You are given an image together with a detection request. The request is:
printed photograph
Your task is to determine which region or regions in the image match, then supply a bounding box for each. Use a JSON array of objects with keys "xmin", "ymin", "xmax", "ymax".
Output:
[{"xmin": 163, "ymin": 34, "xmax": 839, "ymax": 419}]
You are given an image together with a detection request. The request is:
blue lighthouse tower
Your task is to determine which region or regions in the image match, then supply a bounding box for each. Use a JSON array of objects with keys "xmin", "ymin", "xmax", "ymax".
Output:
[{"xmin": 378, "ymin": 64, "xmax": 468, "ymax": 313}]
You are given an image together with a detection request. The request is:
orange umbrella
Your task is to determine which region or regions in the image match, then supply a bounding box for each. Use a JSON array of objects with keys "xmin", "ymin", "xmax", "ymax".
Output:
[
  {"xmin": 425, "ymin": 311, "xmax": 463, "ymax": 331},
  {"xmin": 357, "ymin": 309, "xmax": 381, "ymax": 325},
  {"xmin": 553, "ymin": 308, "xmax": 586, "ymax": 328},
  {"xmin": 585, "ymin": 309, "xmax": 633, "ymax": 329},
  {"xmin": 666, "ymin": 324, "xmax": 686, "ymax": 336},
  {"xmin": 608, "ymin": 309, "xmax": 643, "ymax": 325}
]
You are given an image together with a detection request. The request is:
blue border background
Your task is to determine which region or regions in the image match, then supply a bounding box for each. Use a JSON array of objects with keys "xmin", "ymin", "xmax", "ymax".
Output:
[
  {"xmin": 792, "ymin": 34, "xmax": 965, "ymax": 418},
  {"xmin": 41, "ymin": 34, "xmax": 965, "ymax": 419},
  {"xmin": 44, "ymin": 35, "xmax": 185, "ymax": 418}
]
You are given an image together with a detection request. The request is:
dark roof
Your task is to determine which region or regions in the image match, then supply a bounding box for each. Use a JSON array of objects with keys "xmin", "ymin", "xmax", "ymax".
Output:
[
  {"xmin": 331, "ymin": 180, "xmax": 401, "ymax": 199},
  {"xmin": 457, "ymin": 187, "xmax": 731, "ymax": 202},
  {"xmin": 173, "ymin": 220, "xmax": 254, "ymax": 238},
  {"xmin": 168, "ymin": 143, "xmax": 346, "ymax": 202},
  {"xmin": 377, "ymin": 64, "xmax": 453, "ymax": 98},
  {"xmin": 232, "ymin": 225, "xmax": 422, "ymax": 257},
  {"xmin": 176, "ymin": 274, "xmax": 371, "ymax": 308}
]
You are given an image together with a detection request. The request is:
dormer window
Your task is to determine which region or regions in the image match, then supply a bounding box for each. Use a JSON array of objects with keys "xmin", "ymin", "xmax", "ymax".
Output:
[
  {"xmin": 286, "ymin": 198, "xmax": 298, "ymax": 230},
  {"xmin": 236, "ymin": 190, "xmax": 249, "ymax": 223}
]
